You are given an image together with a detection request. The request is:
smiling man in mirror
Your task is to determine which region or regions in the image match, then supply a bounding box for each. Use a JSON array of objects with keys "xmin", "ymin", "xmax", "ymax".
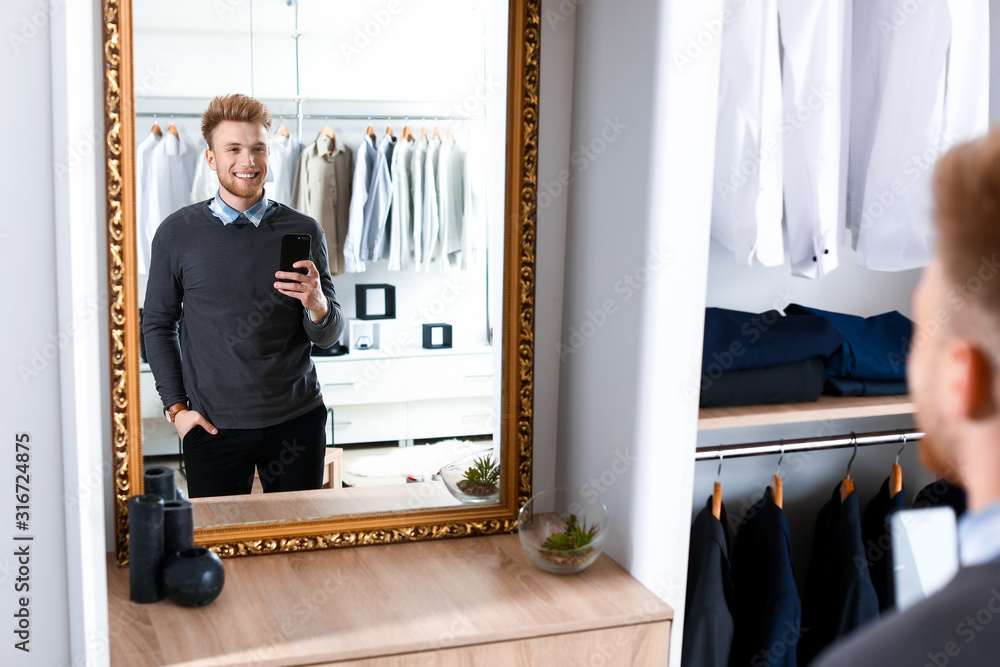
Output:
[{"xmin": 142, "ymin": 93, "xmax": 345, "ymax": 498}]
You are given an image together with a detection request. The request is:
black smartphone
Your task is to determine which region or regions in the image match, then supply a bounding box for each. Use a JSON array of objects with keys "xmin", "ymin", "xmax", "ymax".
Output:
[{"xmin": 278, "ymin": 233, "xmax": 312, "ymax": 284}]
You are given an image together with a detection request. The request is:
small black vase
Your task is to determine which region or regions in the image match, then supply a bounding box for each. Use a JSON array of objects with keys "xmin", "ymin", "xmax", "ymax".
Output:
[
  {"xmin": 144, "ymin": 465, "xmax": 176, "ymax": 502},
  {"xmin": 163, "ymin": 548, "xmax": 225, "ymax": 607}
]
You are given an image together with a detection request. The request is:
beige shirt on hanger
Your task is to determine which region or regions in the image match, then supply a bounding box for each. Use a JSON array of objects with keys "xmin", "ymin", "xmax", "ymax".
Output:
[{"xmin": 292, "ymin": 133, "xmax": 354, "ymax": 276}]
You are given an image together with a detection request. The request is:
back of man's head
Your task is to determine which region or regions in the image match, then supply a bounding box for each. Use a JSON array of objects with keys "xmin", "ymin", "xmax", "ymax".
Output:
[{"xmin": 201, "ymin": 94, "xmax": 273, "ymax": 150}]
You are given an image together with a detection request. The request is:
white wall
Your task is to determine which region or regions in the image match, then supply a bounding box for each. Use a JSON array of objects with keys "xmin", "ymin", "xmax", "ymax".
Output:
[
  {"xmin": 555, "ymin": 2, "xmax": 723, "ymax": 665},
  {"xmin": 2, "ymin": 0, "xmax": 109, "ymax": 664},
  {"xmin": 532, "ymin": 0, "xmax": 578, "ymax": 503}
]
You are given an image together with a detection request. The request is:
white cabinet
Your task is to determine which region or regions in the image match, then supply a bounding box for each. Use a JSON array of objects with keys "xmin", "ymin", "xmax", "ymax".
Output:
[{"xmin": 314, "ymin": 346, "xmax": 495, "ymax": 446}]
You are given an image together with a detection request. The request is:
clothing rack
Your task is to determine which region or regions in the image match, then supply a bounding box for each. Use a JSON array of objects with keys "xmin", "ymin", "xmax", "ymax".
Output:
[{"xmin": 695, "ymin": 428, "xmax": 923, "ymax": 461}]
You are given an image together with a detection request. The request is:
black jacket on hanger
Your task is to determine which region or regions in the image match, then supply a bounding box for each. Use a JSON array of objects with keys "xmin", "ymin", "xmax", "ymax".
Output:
[
  {"xmin": 862, "ymin": 477, "xmax": 905, "ymax": 613},
  {"xmin": 799, "ymin": 483, "xmax": 880, "ymax": 664},
  {"xmin": 682, "ymin": 497, "xmax": 734, "ymax": 667},
  {"xmin": 729, "ymin": 486, "xmax": 801, "ymax": 667},
  {"xmin": 913, "ymin": 479, "xmax": 967, "ymax": 518}
]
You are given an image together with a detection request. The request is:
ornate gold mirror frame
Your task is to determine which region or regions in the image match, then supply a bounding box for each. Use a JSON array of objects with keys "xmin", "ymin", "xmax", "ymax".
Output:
[{"xmin": 103, "ymin": 0, "xmax": 538, "ymax": 565}]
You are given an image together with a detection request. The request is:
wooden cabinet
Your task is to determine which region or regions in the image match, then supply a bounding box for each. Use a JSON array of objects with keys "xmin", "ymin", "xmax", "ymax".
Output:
[{"xmin": 107, "ymin": 534, "xmax": 672, "ymax": 666}]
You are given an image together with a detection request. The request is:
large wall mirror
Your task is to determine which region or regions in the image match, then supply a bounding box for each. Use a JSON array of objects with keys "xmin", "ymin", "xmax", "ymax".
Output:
[{"xmin": 103, "ymin": 0, "xmax": 538, "ymax": 564}]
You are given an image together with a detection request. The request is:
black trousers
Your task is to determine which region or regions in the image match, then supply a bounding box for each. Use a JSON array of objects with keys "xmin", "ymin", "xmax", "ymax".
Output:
[{"xmin": 182, "ymin": 403, "xmax": 328, "ymax": 498}]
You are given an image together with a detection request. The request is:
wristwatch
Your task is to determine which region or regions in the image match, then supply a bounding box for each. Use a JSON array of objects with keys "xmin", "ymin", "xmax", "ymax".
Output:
[{"xmin": 164, "ymin": 402, "xmax": 189, "ymax": 423}]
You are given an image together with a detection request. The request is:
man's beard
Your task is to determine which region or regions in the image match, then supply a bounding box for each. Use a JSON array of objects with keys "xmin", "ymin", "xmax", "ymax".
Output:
[{"xmin": 218, "ymin": 171, "xmax": 264, "ymax": 200}]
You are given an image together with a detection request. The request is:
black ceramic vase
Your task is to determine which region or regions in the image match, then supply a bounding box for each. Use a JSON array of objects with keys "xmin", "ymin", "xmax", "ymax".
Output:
[
  {"xmin": 162, "ymin": 499, "xmax": 193, "ymax": 560},
  {"xmin": 144, "ymin": 465, "xmax": 176, "ymax": 501},
  {"xmin": 128, "ymin": 494, "xmax": 165, "ymax": 603},
  {"xmin": 163, "ymin": 548, "xmax": 225, "ymax": 607}
]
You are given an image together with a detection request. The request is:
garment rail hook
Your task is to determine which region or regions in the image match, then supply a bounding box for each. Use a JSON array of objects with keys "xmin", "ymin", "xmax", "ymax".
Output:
[
  {"xmin": 717, "ymin": 450, "xmax": 723, "ymax": 479},
  {"xmin": 846, "ymin": 432, "xmax": 858, "ymax": 479},
  {"xmin": 776, "ymin": 441, "xmax": 784, "ymax": 477},
  {"xmin": 896, "ymin": 430, "xmax": 907, "ymax": 463}
]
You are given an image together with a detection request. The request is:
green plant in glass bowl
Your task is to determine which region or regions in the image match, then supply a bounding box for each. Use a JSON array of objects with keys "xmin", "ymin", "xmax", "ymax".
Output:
[
  {"xmin": 541, "ymin": 513, "xmax": 600, "ymax": 562},
  {"xmin": 518, "ymin": 487, "xmax": 608, "ymax": 574},
  {"xmin": 440, "ymin": 451, "xmax": 501, "ymax": 504},
  {"xmin": 458, "ymin": 454, "xmax": 500, "ymax": 497}
]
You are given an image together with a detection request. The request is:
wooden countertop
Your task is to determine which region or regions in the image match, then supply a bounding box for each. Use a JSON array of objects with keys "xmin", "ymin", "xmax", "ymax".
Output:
[{"xmin": 107, "ymin": 533, "xmax": 672, "ymax": 666}]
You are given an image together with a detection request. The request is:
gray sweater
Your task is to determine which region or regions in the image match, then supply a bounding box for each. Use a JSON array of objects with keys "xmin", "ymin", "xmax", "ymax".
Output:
[
  {"xmin": 142, "ymin": 201, "xmax": 344, "ymax": 429},
  {"xmin": 812, "ymin": 559, "xmax": 1000, "ymax": 666}
]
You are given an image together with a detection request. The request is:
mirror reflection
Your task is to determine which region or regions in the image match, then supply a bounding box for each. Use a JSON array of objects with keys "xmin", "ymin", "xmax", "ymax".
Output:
[{"xmin": 132, "ymin": 0, "xmax": 508, "ymax": 527}]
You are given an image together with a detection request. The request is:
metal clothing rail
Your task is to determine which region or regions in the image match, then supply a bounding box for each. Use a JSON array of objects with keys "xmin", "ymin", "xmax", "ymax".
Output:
[{"xmin": 695, "ymin": 429, "xmax": 924, "ymax": 461}]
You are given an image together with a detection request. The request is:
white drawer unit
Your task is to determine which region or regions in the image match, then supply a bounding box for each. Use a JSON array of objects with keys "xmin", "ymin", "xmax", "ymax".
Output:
[
  {"xmin": 315, "ymin": 356, "xmax": 411, "ymax": 406},
  {"xmin": 407, "ymin": 354, "xmax": 494, "ymax": 400},
  {"xmin": 318, "ymin": 347, "xmax": 495, "ymax": 446},
  {"xmin": 328, "ymin": 402, "xmax": 408, "ymax": 446},
  {"xmin": 407, "ymin": 397, "xmax": 494, "ymax": 441}
]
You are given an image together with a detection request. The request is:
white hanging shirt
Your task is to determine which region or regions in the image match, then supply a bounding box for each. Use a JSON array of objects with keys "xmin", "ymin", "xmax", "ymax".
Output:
[
  {"xmin": 189, "ymin": 147, "xmax": 218, "ymax": 204},
  {"xmin": 136, "ymin": 130, "xmax": 162, "ymax": 275},
  {"xmin": 436, "ymin": 138, "xmax": 465, "ymax": 271},
  {"xmin": 461, "ymin": 128, "xmax": 487, "ymax": 270},
  {"xmin": 421, "ymin": 138, "xmax": 442, "ymax": 272},
  {"xmin": 711, "ymin": 0, "xmax": 784, "ymax": 269},
  {"xmin": 942, "ymin": 0, "xmax": 989, "ymax": 173},
  {"xmin": 388, "ymin": 139, "xmax": 414, "ymax": 271},
  {"xmin": 360, "ymin": 134, "xmax": 396, "ymax": 262},
  {"xmin": 144, "ymin": 131, "xmax": 195, "ymax": 274},
  {"xmin": 269, "ymin": 132, "xmax": 302, "ymax": 208},
  {"xmin": 778, "ymin": 0, "xmax": 847, "ymax": 278},
  {"xmin": 848, "ymin": 0, "xmax": 953, "ymax": 271},
  {"xmin": 410, "ymin": 138, "xmax": 427, "ymax": 267},
  {"xmin": 344, "ymin": 134, "xmax": 377, "ymax": 273}
]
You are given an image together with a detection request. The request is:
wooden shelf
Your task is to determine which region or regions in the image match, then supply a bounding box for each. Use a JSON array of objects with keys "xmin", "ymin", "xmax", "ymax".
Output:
[{"xmin": 698, "ymin": 394, "xmax": 915, "ymax": 431}]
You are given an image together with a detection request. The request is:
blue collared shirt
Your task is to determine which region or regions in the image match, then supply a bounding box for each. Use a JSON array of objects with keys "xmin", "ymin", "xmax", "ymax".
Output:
[
  {"xmin": 958, "ymin": 498, "xmax": 1000, "ymax": 566},
  {"xmin": 208, "ymin": 190, "xmax": 276, "ymax": 227}
]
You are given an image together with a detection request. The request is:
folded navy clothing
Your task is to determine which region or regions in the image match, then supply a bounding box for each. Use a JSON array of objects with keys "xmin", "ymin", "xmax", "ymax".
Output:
[
  {"xmin": 700, "ymin": 357, "xmax": 826, "ymax": 408},
  {"xmin": 702, "ymin": 307, "xmax": 844, "ymax": 375},
  {"xmin": 823, "ymin": 377, "xmax": 908, "ymax": 397},
  {"xmin": 784, "ymin": 304, "xmax": 911, "ymax": 382}
]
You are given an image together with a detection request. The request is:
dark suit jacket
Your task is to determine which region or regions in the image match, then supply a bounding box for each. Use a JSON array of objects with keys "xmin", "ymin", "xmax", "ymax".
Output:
[
  {"xmin": 812, "ymin": 560, "xmax": 1000, "ymax": 666},
  {"xmin": 862, "ymin": 477, "xmax": 905, "ymax": 613},
  {"xmin": 799, "ymin": 484, "xmax": 880, "ymax": 664},
  {"xmin": 682, "ymin": 497, "xmax": 734, "ymax": 667},
  {"xmin": 914, "ymin": 480, "xmax": 967, "ymax": 518},
  {"xmin": 729, "ymin": 487, "xmax": 801, "ymax": 667}
]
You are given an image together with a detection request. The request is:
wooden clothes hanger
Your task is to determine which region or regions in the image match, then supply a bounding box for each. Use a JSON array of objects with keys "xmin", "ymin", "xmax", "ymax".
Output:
[
  {"xmin": 771, "ymin": 445, "xmax": 784, "ymax": 509},
  {"xmin": 431, "ymin": 126, "xmax": 441, "ymax": 141},
  {"xmin": 712, "ymin": 452, "xmax": 723, "ymax": 521},
  {"xmin": 275, "ymin": 125, "xmax": 290, "ymax": 138},
  {"xmin": 150, "ymin": 120, "xmax": 163, "ymax": 137},
  {"xmin": 446, "ymin": 126, "xmax": 456, "ymax": 142},
  {"xmin": 840, "ymin": 433, "xmax": 858, "ymax": 503},
  {"xmin": 891, "ymin": 433, "xmax": 906, "ymax": 498},
  {"xmin": 167, "ymin": 124, "xmax": 179, "ymax": 139},
  {"xmin": 318, "ymin": 126, "xmax": 336, "ymax": 154},
  {"xmin": 401, "ymin": 125, "xmax": 414, "ymax": 141},
  {"xmin": 419, "ymin": 126, "xmax": 428, "ymax": 141},
  {"xmin": 366, "ymin": 124, "xmax": 376, "ymax": 138},
  {"xmin": 385, "ymin": 125, "xmax": 395, "ymax": 138}
]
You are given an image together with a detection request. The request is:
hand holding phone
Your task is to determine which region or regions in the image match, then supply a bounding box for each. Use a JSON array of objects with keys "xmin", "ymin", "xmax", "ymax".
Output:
[{"xmin": 278, "ymin": 233, "xmax": 311, "ymax": 284}]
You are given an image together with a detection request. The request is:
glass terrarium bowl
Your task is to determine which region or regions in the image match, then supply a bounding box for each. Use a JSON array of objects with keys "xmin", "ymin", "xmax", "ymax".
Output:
[
  {"xmin": 439, "ymin": 450, "xmax": 501, "ymax": 505},
  {"xmin": 517, "ymin": 487, "xmax": 608, "ymax": 574}
]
